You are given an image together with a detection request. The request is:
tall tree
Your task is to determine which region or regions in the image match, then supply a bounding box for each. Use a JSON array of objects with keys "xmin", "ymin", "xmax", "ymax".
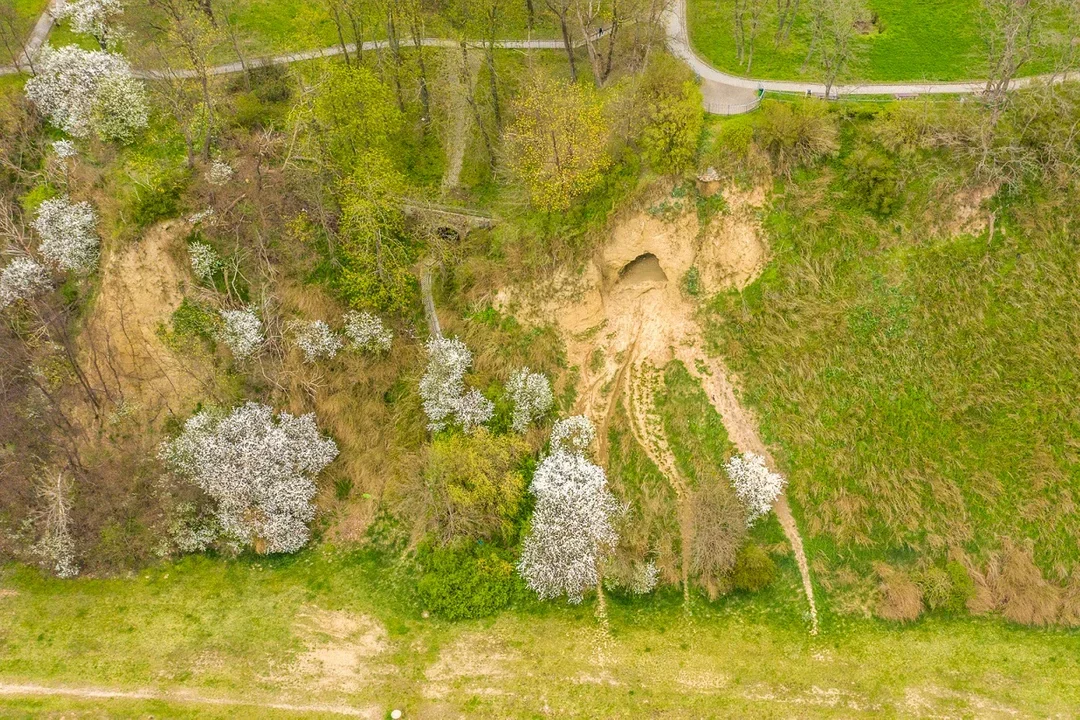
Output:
[
  {"xmin": 804, "ymin": 0, "xmax": 866, "ymax": 96},
  {"xmin": 504, "ymin": 73, "xmax": 610, "ymax": 210},
  {"xmin": 981, "ymin": 0, "xmax": 1043, "ymax": 112},
  {"xmin": 545, "ymin": 0, "xmax": 579, "ymax": 81}
]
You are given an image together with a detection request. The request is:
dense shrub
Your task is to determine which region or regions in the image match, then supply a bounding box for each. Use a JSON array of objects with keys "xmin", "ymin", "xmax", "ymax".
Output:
[
  {"xmin": 845, "ymin": 147, "xmax": 902, "ymax": 215},
  {"xmin": 417, "ymin": 543, "xmax": 519, "ymax": 620},
  {"xmin": 732, "ymin": 544, "xmax": 777, "ymax": 592},
  {"xmin": 132, "ymin": 175, "xmax": 184, "ymax": 228},
  {"xmin": 753, "ymin": 99, "xmax": 839, "ymax": 176},
  {"xmin": 635, "ymin": 54, "xmax": 704, "ymax": 175}
]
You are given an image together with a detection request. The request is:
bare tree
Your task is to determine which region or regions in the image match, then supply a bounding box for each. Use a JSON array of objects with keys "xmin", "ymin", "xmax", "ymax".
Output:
[
  {"xmin": 0, "ymin": 5, "xmax": 34, "ymax": 73},
  {"xmin": 148, "ymin": 0, "xmax": 222, "ymax": 160},
  {"xmin": 981, "ymin": 0, "xmax": 1043, "ymax": 112},
  {"xmin": 546, "ymin": 0, "xmax": 579, "ymax": 81},
  {"xmin": 804, "ymin": 0, "xmax": 866, "ymax": 96},
  {"xmin": 775, "ymin": 0, "xmax": 802, "ymax": 45}
]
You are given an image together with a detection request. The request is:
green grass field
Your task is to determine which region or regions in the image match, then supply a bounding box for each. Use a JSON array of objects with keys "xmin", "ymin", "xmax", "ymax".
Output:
[
  {"xmin": 702, "ymin": 100, "xmax": 1080, "ymax": 610},
  {"xmin": 3, "ymin": 550, "xmax": 1080, "ymax": 718},
  {"xmin": 686, "ymin": 0, "xmax": 1059, "ymax": 82}
]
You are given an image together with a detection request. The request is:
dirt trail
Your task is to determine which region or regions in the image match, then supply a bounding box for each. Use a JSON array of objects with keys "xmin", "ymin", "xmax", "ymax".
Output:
[
  {"xmin": 0, "ymin": 682, "xmax": 377, "ymax": 717},
  {"xmin": 677, "ymin": 348, "xmax": 819, "ymax": 634},
  {"xmin": 440, "ymin": 50, "xmax": 480, "ymax": 192},
  {"xmin": 626, "ymin": 359, "xmax": 693, "ymax": 606}
]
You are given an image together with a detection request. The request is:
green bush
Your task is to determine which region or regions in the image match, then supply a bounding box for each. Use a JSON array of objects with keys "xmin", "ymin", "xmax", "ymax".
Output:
[
  {"xmin": 417, "ymin": 544, "xmax": 519, "ymax": 620},
  {"xmin": 636, "ymin": 54, "xmax": 704, "ymax": 175},
  {"xmin": 732, "ymin": 544, "xmax": 777, "ymax": 592},
  {"xmin": 20, "ymin": 182, "xmax": 58, "ymax": 215},
  {"xmin": 132, "ymin": 175, "xmax": 185, "ymax": 228},
  {"xmin": 163, "ymin": 297, "xmax": 218, "ymax": 349},
  {"xmin": 946, "ymin": 560, "xmax": 976, "ymax": 612},
  {"xmin": 845, "ymin": 147, "xmax": 902, "ymax": 216}
]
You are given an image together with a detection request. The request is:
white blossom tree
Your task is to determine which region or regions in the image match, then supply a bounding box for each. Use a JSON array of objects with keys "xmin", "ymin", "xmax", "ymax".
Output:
[
  {"xmin": 550, "ymin": 415, "xmax": 596, "ymax": 455},
  {"xmin": 206, "ymin": 159, "xmax": 234, "ymax": 186},
  {"xmin": 454, "ymin": 388, "xmax": 495, "ymax": 433},
  {"xmin": 159, "ymin": 402, "xmax": 339, "ymax": 554},
  {"xmin": 290, "ymin": 319, "xmax": 343, "ymax": 363},
  {"xmin": 187, "ymin": 240, "xmax": 220, "ymax": 281},
  {"xmin": 32, "ymin": 196, "xmax": 99, "ymax": 272},
  {"xmin": 518, "ymin": 442, "xmax": 619, "ymax": 603},
  {"xmin": 54, "ymin": 0, "xmax": 125, "ymax": 48},
  {"xmin": 507, "ymin": 367, "xmax": 553, "ymax": 433},
  {"xmin": 724, "ymin": 452, "xmax": 786, "ymax": 525},
  {"xmin": 343, "ymin": 310, "xmax": 393, "ymax": 353},
  {"xmin": 0, "ymin": 258, "xmax": 51, "ymax": 309},
  {"xmin": 219, "ymin": 306, "xmax": 264, "ymax": 360},
  {"xmin": 33, "ymin": 473, "xmax": 78, "ymax": 578},
  {"xmin": 419, "ymin": 335, "xmax": 493, "ymax": 433},
  {"xmin": 52, "ymin": 139, "xmax": 78, "ymax": 159},
  {"xmin": 25, "ymin": 44, "xmax": 148, "ymax": 142}
]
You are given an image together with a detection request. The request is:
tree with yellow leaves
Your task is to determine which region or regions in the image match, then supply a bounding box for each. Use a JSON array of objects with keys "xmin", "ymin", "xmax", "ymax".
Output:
[{"xmin": 504, "ymin": 73, "xmax": 610, "ymax": 212}]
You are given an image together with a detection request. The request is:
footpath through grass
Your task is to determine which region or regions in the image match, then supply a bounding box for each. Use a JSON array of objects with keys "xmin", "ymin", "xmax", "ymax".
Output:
[{"xmin": 2, "ymin": 551, "xmax": 1080, "ymax": 718}]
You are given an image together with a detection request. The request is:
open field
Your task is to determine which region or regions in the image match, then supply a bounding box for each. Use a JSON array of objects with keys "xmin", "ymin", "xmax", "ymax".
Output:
[
  {"xmin": 702, "ymin": 96, "xmax": 1080, "ymax": 619},
  {"xmin": 2, "ymin": 552, "xmax": 1080, "ymax": 718},
  {"xmin": 686, "ymin": 0, "xmax": 1062, "ymax": 82}
]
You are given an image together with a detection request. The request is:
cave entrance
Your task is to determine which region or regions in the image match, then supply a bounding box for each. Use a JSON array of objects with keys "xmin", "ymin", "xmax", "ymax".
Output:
[{"xmin": 617, "ymin": 253, "xmax": 668, "ymax": 286}]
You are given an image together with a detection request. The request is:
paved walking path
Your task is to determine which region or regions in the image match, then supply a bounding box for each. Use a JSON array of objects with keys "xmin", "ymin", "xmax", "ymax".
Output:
[{"xmin": 4, "ymin": 0, "xmax": 1078, "ymax": 113}]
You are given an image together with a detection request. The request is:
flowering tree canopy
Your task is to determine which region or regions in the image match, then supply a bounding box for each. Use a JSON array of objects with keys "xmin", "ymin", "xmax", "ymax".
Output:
[
  {"xmin": 206, "ymin": 159, "xmax": 234, "ymax": 186},
  {"xmin": 290, "ymin": 319, "xmax": 343, "ymax": 363},
  {"xmin": 219, "ymin": 307, "xmax": 264, "ymax": 360},
  {"xmin": 52, "ymin": 139, "xmax": 78, "ymax": 159},
  {"xmin": 25, "ymin": 44, "xmax": 148, "ymax": 142},
  {"xmin": 0, "ymin": 258, "xmax": 50, "ymax": 309},
  {"xmin": 507, "ymin": 367, "xmax": 553, "ymax": 433},
  {"xmin": 187, "ymin": 240, "xmax": 220, "ymax": 282},
  {"xmin": 54, "ymin": 0, "xmax": 125, "ymax": 46},
  {"xmin": 419, "ymin": 335, "xmax": 492, "ymax": 433},
  {"xmin": 518, "ymin": 445, "xmax": 619, "ymax": 603},
  {"xmin": 343, "ymin": 310, "xmax": 392, "ymax": 353},
  {"xmin": 32, "ymin": 196, "xmax": 99, "ymax": 272},
  {"xmin": 550, "ymin": 415, "xmax": 596, "ymax": 455},
  {"xmin": 725, "ymin": 452, "xmax": 786, "ymax": 525},
  {"xmin": 159, "ymin": 402, "xmax": 339, "ymax": 554}
]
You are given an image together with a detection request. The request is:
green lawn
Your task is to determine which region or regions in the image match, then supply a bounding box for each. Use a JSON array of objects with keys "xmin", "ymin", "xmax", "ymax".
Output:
[
  {"xmin": 2, "ymin": 551, "xmax": 1080, "ymax": 718},
  {"xmin": 687, "ymin": 0, "xmax": 1059, "ymax": 83}
]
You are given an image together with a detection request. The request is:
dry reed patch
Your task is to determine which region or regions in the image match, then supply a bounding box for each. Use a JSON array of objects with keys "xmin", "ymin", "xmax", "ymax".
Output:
[
  {"xmin": 290, "ymin": 606, "xmax": 389, "ymax": 691},
  {"xmin": 874, "ymin": 563, "xmax": 924, "ymax": 622},
  {"xmin": 966, "ymin": 540, "xmax": 1062, "ymax": 626},
  {"xmin": 84, "ymin": 220, "xmax": 213, "ymax": 421}
]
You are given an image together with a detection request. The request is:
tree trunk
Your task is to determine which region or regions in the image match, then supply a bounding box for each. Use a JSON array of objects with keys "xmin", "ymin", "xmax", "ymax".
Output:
[
  {"xmin": 486, "ymin": 7, "xmax": 503, "ymax": 128},
  {"xmin": 602, "ymin": 1, "xmax": 619, "ymax": 83},
  {"xmin": 412, "ymin": 17, "xmax": 431, "ymax": 124},
  {"xmin": 386, "ymin": 7, "xmax": 406, "ymax": 112},
  {"xmin": 558, "ymin": 12, "xmax": 577, "ymax": 82},
  {"xmin": 328, "ymin": 2, "xmax": 352, "ymax": 66}
]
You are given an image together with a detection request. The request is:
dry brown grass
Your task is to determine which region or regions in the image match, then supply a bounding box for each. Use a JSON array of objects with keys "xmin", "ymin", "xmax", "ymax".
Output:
[
  {"xmin": 874, "ymin": 563, "xmax": 924, "ymax": 622},
  {"xmin": 965, "ymin": 539, "xmax": 1063, "ymax": 626}
]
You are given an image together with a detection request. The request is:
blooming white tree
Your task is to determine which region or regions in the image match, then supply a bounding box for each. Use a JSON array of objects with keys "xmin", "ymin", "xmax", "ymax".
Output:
[
  {"xmin": 159, "ymin": 402, "xmax": 339, "ymax": 554},
  {"xmin": 188, "ymin": 240, "xmax": 220, "ymax": 282},
  {"xmin": 550, "ymin": 415, "xmax": 596, "ymax": 455},
  {"xmin": 219, "ymin": 307, "xmax": 264, "ymax": 360},
  {"xmin": 32, "ymin": 196, "xmax": 99, "ymax": 272},
  {"xmin": 206, "ymin": 159, "xmax": 234, "ymax": 186},
  {"xmin": 54, "ymin": 0, "xmax": 124, "ymax": 47},
  {"xmin": 25, "ymin": 44, "xmax": 148, "ymax": 142},
  {"xmin": 0, "ymin": 258, "xmax": 50, "ymax": 309},
  {"xmin": 290, "ymin": 319, "xmax": 343, "ymax": 363},
  {"xmin": 725, "ymin": 452, "xmax": 786, "ymax": 525},
  {"xmin": 419, "ymin": 335, "xmax": 475, "ymax": 432},
  {"xmin": 518, "ymin": 444, "xmax": 619, "ymax": 603},
  {"xmin": 188, "ymin": 207, "xmax": 215, "ymax": 225},
  {"xmin": 33, "ymin": 473, "xmax": 78, "ymax": 578},
  {"xmin": 343, "ymin": 310, "xmax": 393, "ymax": 353},
  {"xmin": 507, "ymin": 367, "xmax": 553, "ymax": 433},
  {"xmin": 52, "ymin": 139, "xmax": 78, "ymax": 159},
  {"xmin": 454, "ymin": 388, "xmax": 495, "ymax": 433}
]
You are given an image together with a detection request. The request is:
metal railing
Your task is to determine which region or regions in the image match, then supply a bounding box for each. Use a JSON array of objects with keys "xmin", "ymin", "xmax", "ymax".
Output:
[{"xmin": 703, "ymin": 88, "xmax": 764, "ymax": 115}]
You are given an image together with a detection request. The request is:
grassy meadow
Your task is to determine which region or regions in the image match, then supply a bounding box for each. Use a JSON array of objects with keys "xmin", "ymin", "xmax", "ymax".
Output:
[
  {"xmin": 703, "ymin": 96, "xmax": 1080, "ymax": 619},
  {"xmin": 3, "ymin": 549, "xmax": 1080, "ymax": 718},
  {"xmin": 686, "ymin": 0, "xmax": 1062, "ymax": 82}
]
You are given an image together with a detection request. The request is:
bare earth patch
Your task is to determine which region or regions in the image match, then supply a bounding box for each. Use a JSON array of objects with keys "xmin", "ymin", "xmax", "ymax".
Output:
[
  {"xmin": 501, "ymin": 187, "xmax": 819, "ymax": 632},
  {"xmin": 424, "ymin": 631, "xmax": 518, "ymax": 700},
  {"xmin": 84, "ymin": 220, "xmax": 212, "ymax": 421},
  {"xmin": 291, "ymin": 607, "xmax": 389, "ymax": 692}
]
